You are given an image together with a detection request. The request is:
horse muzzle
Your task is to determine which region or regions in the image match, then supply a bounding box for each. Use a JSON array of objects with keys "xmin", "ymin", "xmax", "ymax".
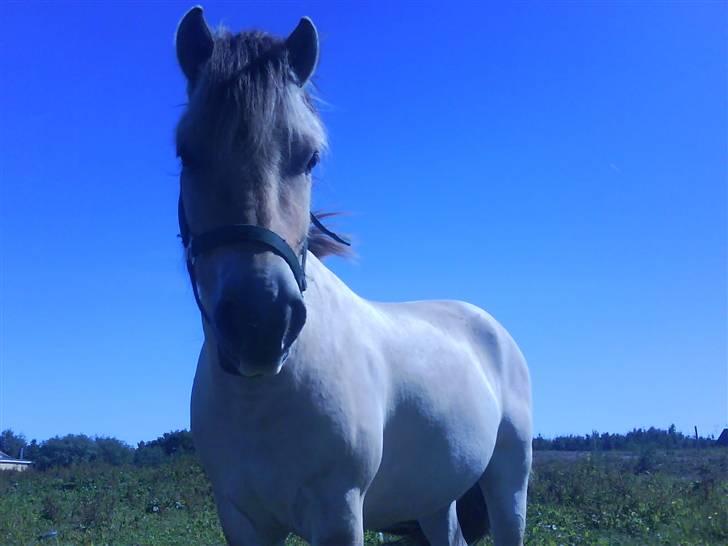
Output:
[
  {"xmin": 214, "ymin": 294, "xmax": 306, "ymax": 376},
  {"xmin": 211, "ymin": 266, "xmax": 307, "ymax": 376}
]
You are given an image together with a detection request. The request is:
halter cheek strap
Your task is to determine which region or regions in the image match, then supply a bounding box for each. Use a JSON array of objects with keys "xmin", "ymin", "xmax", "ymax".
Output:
[{"xmin": 177, "ymin": 195, "xmax": 349, "ymax": 374}]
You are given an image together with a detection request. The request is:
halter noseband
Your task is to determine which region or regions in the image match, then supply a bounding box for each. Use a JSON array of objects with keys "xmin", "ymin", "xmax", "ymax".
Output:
[
  {"xmin": 187, "ymin": 223, "xmax": 309, "ymax": 292},
  {"xmin": 177, "ymin": 195, "xmax": 349, "ymax": 373}
]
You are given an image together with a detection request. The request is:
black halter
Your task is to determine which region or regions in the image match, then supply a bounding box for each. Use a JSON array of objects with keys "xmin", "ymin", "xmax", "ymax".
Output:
[{"xmin": 177, "ymin": 195, "xmax": 349, "ymax": 373}]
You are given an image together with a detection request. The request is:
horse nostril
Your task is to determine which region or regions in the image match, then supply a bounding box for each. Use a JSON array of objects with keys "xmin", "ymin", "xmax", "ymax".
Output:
[
  {"xmin": 213, "ymin": 293, "xmax": 305, "ymax": 364},
  {"xmin": 214, "ymin": 298, "xmax": 242, "ymax": 339},
  {"xmin": 287, "ymin": 297, "xmax": 307, "ymax": 344}
]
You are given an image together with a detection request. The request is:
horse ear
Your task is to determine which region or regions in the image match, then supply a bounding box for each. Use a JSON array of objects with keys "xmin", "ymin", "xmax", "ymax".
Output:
[
  {"xmin": 286, "ymin": 17, "xmax": 319, "ymax": 86},
  {"xmin": 176, "ymin": 6, "xmax": 214, "ymax": 83}
]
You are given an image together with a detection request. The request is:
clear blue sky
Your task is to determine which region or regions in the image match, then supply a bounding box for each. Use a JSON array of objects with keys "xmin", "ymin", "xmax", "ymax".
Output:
[{"xmin": 1, "ymin": 1, "xmax": 725, "ymax": 446}]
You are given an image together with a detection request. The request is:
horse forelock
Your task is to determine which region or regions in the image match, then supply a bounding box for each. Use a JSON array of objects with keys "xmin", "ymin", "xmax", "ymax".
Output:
[
  {"xmin": 177, "ymin": 28, "xmax": 326, "ymax": 161},
  {"xmin": 176, "ymin": 26, "xmax": 349, "ymax": 260}
]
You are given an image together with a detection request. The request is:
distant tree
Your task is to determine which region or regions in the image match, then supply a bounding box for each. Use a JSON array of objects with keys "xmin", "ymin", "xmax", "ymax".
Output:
[
  {"xmin": 667, "ymin": 424, "xmax": 679, "ymax": 448},
  {"xmin": 35, "ymin": 434, "xmax": 99, "ymax": 470},
  {"xmin": 133, "ymin": 430, "xmax": 195, "ymax": 466},
  {"xmin": 24, "ymin": 439, "xmax": 41, "ymax": 461},
  {"xmin": 0, "ymin": 429, "xmax": 27, "ymax": 458},
  {"xmin": 590, "ymin": 430, "xmax": 600, "ymax": 451},
  {"xmin": 134, "ymin": 444, "xmax": 166, "ymax": 466},
  {"xmin": 532, "ymin": 434, "xmax": 550, "ymax": 450},
  {"xmin": 95, "ymin": 437, "xmax": 134, "ymax": 465},
  {"xmin": 143, "ymin": 430, "xmax": 196, "ymax": 456},
  {"xmin": 532, "ymin": 426, "xmax": 715, "ymax": 451}
]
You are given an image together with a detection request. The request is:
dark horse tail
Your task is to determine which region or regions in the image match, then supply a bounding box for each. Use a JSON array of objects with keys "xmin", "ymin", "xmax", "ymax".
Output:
[{"xmin": 380, "ymin": 483, "xmax": 489, "ymax": 545}]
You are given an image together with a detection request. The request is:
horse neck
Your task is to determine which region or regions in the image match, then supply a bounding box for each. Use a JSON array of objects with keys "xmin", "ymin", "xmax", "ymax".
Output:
[{"xmin": 298, "ymin": 251, "xmax": 363, "ymax": 339}]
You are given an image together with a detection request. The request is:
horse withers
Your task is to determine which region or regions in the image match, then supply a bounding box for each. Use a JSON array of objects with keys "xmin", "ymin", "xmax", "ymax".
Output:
[{"xmin": 174, "ymin": 7, "xmax": 532, "ymax": 546}]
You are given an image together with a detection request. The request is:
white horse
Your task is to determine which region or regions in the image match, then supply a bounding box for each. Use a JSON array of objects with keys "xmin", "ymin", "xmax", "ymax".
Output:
[{"xmin": 174, "ymin": 7, "xmax": 532, "ymax": 546}]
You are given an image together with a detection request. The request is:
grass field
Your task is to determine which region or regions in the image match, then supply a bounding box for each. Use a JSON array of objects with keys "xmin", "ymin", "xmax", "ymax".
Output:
[{"xmin": 1, "ymin": 448, "xmax": 726, "ymax": 545}]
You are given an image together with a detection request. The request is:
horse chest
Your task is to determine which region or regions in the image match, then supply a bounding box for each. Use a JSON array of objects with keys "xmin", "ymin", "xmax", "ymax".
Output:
[{"xmin": 192, "ymin": 359, "xmax": 383, "ymax": 514}]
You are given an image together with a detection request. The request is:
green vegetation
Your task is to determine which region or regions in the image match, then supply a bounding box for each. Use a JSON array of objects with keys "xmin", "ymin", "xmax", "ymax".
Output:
[
  {"xmin": 1, "ymin": 456, "xmax": 222, "ymax": 545},
  {"xmin": 1, "ymin": 428, "xmax": 726, "ymax": 545},
  {"xmin": 519, "ymin": 449, "xmax": 727, "ymax": 545}
]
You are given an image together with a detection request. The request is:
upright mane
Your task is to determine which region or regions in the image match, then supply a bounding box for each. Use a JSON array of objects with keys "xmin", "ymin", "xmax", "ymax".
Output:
[{"xmin": 176, "ymin": 26, "xmax": 350, "ymax": 259}]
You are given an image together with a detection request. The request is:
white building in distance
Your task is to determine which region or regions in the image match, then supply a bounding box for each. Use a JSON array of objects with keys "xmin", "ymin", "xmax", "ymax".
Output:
[{"xmin": 0, "ymin": 449, "xmax": 33, "ymax": 472}]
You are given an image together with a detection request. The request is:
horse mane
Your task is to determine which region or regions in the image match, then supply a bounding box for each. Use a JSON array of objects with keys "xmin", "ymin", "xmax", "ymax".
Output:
[{"xmin": 308, "ymin": 212, "xmax": 352, "ymax": 259}]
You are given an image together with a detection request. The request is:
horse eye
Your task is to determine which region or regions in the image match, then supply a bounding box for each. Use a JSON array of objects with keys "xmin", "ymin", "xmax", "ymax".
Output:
[
  {"xmin": 177, "ymin": 143, "xmax": 199, "ymax": 170},
  {"xmin": 177, "ymin": 150, "xmax": 192, "ymax": 169},
  {"xmin": 305, "ymin": 151, "xmax": 320, "ymax": 175}
]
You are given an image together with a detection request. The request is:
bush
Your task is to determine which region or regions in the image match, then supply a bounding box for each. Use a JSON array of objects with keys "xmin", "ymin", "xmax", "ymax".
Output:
[
  {"xmin": 134, "ymin": 445, "xmax": 166, "ymax": 467},
  {"xmin": 34, "ymin": 435, "xmax": 100, "ymax": 470},
  {"xmin": 95, "ymin": 437, "xmax": 134, "ymax": 466},
  {"xmin": 634, "ymin": 446, "xmax": 661, "ymax": 474},
  {"xmin": 137, "ymin": 430, "xmax": 195, "ymax": 457}
]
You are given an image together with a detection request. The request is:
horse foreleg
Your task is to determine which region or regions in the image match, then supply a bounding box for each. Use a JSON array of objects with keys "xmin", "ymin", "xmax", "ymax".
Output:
[
  {"xmin": 214, "ymin": 494, "xmax": 288, "ymax": 546},
  {"xmin": 301, "ymin": 487, "xmax": 365, "ymax": 546}
]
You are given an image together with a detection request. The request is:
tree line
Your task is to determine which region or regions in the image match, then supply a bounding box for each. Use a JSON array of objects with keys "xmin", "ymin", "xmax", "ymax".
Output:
[
  {"xmin": 0, "ymin": 425, "xmax": 719, "ymax": 471},
  {"xmin": 532, "ymin": 425, "xmax": 716, "ymax": 451},
  {"xmin": 0, "ymin": 429, "xmax": 194, "ymax": 470}
]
